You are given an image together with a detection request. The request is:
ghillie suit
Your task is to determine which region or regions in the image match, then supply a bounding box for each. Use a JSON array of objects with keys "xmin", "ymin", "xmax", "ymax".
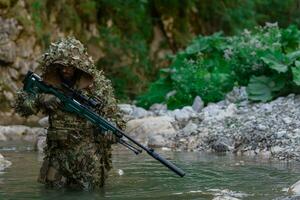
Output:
[{"xmin": 15, "ymin": 37, "xmax": 125, "ymax": 190}]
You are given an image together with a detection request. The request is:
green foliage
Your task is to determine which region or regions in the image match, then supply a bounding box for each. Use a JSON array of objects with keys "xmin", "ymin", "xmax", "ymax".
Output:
[
  {"xmin": 137, "ymin": 24, "xmax": 300, "ymax": 109},
  {"xmin": 246, "ymin": 75, "xmax": 285, "ymax": 102},
  {"xmin": 23, "ymin": 0, "xmax": 300, "ymax": 104},
  {"xmin": 96, "ymin": 0, "xmax": 153, "ymax": 100}
]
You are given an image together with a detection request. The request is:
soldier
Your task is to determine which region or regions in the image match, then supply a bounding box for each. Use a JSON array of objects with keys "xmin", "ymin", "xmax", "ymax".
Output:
[{"xmin": 15, "ymin": 37, "xmax": 125, "ymax": 190}]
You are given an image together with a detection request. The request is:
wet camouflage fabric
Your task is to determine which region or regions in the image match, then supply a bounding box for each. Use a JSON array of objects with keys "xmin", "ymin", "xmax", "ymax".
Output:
[{"xmin": 15, "ymin": 37, "xmax": 125, "ymax": 190}]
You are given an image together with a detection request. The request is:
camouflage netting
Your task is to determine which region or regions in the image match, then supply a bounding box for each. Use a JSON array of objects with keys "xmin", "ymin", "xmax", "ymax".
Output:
[
  {"xmin": 15, "ymin": 37, "xmax": 125, "ymax": 190},
  {"xmin": 39, "ymin": 37, "xmax": 95, "ymax": 75}
]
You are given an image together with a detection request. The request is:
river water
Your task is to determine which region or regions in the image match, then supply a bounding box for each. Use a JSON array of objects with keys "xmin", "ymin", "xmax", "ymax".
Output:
[{"xmin": 0, "ymin": 142, "xmax": 299, "ymax": 200}]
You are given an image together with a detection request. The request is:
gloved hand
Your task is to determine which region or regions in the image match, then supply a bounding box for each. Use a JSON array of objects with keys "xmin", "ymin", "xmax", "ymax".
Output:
[{"xmin": 41, "ymin": 94, "xmax": 62, "ymax": 111}]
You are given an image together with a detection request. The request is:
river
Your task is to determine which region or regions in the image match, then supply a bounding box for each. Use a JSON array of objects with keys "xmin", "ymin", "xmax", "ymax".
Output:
[{"xmin": 0, "ymin": 142, "xmax": 299, "ymax": 200}]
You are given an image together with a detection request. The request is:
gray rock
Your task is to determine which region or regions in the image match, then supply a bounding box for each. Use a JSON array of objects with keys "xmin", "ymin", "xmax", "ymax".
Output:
[
  {"xmin": 182, "ymin": 121, "xmax": 198, "ymax": 135},
  {"xmin": 203, "ymin": 103, "xmax": 237, "ymax": 121},
  {"xmin": 173, "ymin": 109, "xmax": 190, "ymax": 122},
  {"xmin": 211, "ymin": 137, "xmax": 233, "ymax": 152},
  {"xmin": 280, "ymin": 195, "xmax": 300, "ymax": 200},
  {"xmin": 118, "ymin": 104, "xmax": 133, "ymax": 115},
  {"xmin": 126, "ymin": 116, "xmax": 176, "ymax": 147},
  {"xmin": 289, "ymin": 180, "xmax": 300, "ymax": 195},
  {"xmin": 35, "ymin": 135, "xmax": 46, "ymax": 153},
  {"xmin": 165, "ymin": 90, "xmax": 176, "ymax": 100},
  {"xmin": 276, "ymin": 131, "xmax": 287, "ymax": 139},
  {"xmin": 192, "ymin": 96, "xmax": 204, "ymax": 112},
  {"xmin": 132, "ymin": 106, "xmax": 149, "ymax": 118},
  {"xmin": 38, "ymin": 116, "xmax": 49, "ymax": 128},
  {"xmin": 0, "ymin": 132, "xmax": 7, "ymax": 141},
  {"xmin": 0, "ymin": 125, "xmax": 44, "ymax": 142},
  {"xmin": 225, "ymin": 86, "xmax": 248, "ymax": 103},
  {"xmin": 283, "ymin": 117, "xmax": 292, "ymax": 124},
  {"xmin": 0, "ymin": 153, "xmax": 11, "ymax": 171},
  {"xmin": 0, "ymin": 41, "xmax": 16, "ymax": 64},
  {"xmin": 149, "ymin": 103, "xmax": 167, "ymax": 112},
  {"xmin": 3, "ymin": 91, "xmax": 14, "ymax": 101}
]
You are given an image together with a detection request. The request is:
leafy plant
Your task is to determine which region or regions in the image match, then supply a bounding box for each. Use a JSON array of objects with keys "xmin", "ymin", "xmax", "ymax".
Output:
[{"xmin": 137, "ymin": 24, "xmax": 300, "ymax": 109}]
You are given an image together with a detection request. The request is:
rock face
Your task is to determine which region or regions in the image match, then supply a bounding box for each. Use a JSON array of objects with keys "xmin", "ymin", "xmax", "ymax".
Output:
[
  {"xmin": 0, "ymin": 12, "xmax": 41, "ymax": 125},
  {"xmin": 0, "ymin": 153, "xmax": 12, "ymax": 171}
]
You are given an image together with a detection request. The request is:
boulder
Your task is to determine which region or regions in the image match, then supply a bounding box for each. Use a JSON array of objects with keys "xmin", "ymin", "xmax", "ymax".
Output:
[
  {"xmin": 202, "ymin": 103, "xmax": 237, "ymax": 121},
  {"xmin": 0, "ymin": 153, "xmax": 11, "ymax": 171},
  {"xmin": 131, "ymin": 106, "xmax": 149, "ymax": 118},
  {"xmin": 38, "ymin": 116, "xmax": 49, "ymax": 128},
  {"xmin": 118, "ymin": 104, "xmax": 133, "ymax": 115},
  {"xmin": 149, "ymin": 103, "xmax": 167, "ymax": 112},
  {"xmin": 35, "ymin": 135, "xmax": 47, "ymax": 153},
  {"xmin": 211, "ymin": 137, "xmax": 234, "ymax": 152},
  {"xmin": 289, "ymin": 180, "xmax": 300, "ymax": 195},
  {"xmin": 126, "ymin": 116, "xmax": 176, "ymax": 147},
  {"xmin": 192, "ymin": 96, "xmax": 204, "ymax": 112},
  {"xmin": 225, "ymin": 86, "xmax": 248, "ymax": 103},
  {"xmin": 0, "ymin": 125, "xmax": 45, "ymax": 142},
  {"xmin": 0, "ymin": 132, "xmax": 7, "ymax": 141}
]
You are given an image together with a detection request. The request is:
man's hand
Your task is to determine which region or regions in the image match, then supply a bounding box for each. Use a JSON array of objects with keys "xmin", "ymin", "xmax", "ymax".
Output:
[{"xmin": 41, "ymin": 94, "xmax": 62, "ymax": 111}]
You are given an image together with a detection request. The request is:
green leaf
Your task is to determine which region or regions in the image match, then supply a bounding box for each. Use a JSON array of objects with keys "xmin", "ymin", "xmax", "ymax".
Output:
[
  {"xmin": 292, "ymin": 62, "xmax": 300, "ymax": 86},
  {"xmin": 260, "ymin": 51, "xmax": 289, "ymax": 73},
  {"xmin": 247, "ymin": 75, "xmax": 285, "ymax": 102},
  {"xmin": 186, "ymin": 40, "xmax": 209, "ymax": 55},
  {"xmin": 287, "ymin": 51, "xmax": 300, "ymax": 61}
]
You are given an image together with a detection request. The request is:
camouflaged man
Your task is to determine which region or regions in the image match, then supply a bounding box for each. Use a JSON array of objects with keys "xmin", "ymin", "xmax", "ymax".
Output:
[{"xmin": 15, "ymin": 37, "xmax": 125, "ymax": 190}]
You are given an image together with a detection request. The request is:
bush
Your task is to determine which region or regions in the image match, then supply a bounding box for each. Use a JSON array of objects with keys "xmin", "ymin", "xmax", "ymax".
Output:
[{"xmin": 137, "ymin": 24, "xmax": 300, "ymax": 109}]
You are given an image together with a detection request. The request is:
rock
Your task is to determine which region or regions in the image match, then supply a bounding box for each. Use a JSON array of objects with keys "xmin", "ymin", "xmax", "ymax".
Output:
[
  {"xmin": 126, "ymin": 116, "xmax": 176, "ymax": 147},
  {"xmin": 0, "ymin": 17, "xmax": 21, "ymax": 41},
  {"xmin": 203, "ymin": 103, "xmax": 237, "ymax": 121},
  {"xmin": 3, "ymin": 91, "xmax": 14, "ymax": 101},
  {"xmin": 8, "ymin": 66, "xmax": 19, "ymax": 80},
  {"xmin": 131, "ymin": 106, "xmax": 149, "ymax": 118},
  {"xmin": 38, "ymin": 116, "xmax": 49, "ymax": 128},
  {"xmin": 0, "ymin": 132, "xmax": 7, "ymax": 141},
  {"xmin": 212, "ymin": 196, "xmax": 239, "ymax": 200},
  {"xmin": 0, "ymin": 153, "xmax": 12, "ymax": 171},
  {"xmin": 283, "ymin": 117, "xmax": 292, "ymax": 124},
  {"xmin": 289, "ymin": 180, "xmax": 300, "ymax": 195},
  {"xmin": 118, "ymin": 104, "xmax": 133, "ymax": 115},
  {"xmin": 35, "ymin": 135, "xmax": 46, "ymax": 153},
  {"xmin": 165, "ymin": 90, "xmax": 176, "ymax": 100},
  {"xmin": 260, "ymin": 103, "xmax": 273, "ymax": 113},
  {"xmin": 172, "ymin": 109, "xmax": 190, "ymax": 122},
  {"xmin": 271, "ymin": 146, "xmax": 285, "ymax": 154},
  {"xmin": 225, "ymin": 86, "xmax": 248, "ymax": 103},
  {"xmin": 182, "ymin": 121, "xmax": 198, "ymax": 135},
  {"xmin": 149, "ymin": 103, "xmax": 167, "ymax": 112},
  {"xmin": 276, "ymin": 131, "xmax": 287, "ymax": 139},
  {"xmin": 0, "ymin": 125, "xmax": 44, "ymax": 142},
  {"xmin": 192, "ymin": 96, "xmax": 204, "ymax": 112},
  {"xmin": 211, "ymin": 137, "xmax": 233, "ymax": 152},
  {"xmin": 280, "ymin": 195, "xmax": 300, "ymax": 200},
  {"xmin": 0, "ymin": 41, "xmax": 16, "ymax": 64}
]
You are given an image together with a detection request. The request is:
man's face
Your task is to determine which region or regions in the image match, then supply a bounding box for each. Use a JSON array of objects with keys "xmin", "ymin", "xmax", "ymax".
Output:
[{"xmin": 61, "ymin": 66, "xmax": 75, "ymax": 80}]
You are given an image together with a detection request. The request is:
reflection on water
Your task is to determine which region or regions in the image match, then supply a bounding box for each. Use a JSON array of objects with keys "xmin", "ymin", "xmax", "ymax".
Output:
[{"xmin": 0, "ymin": 144, "xmax": 299, "ymax": 200}]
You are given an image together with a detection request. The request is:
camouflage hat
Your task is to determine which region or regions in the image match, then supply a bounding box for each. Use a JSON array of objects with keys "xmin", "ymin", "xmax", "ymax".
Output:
[{"xmin": 39, "ymin": 36, "xmax": 96, "ymax": 76}]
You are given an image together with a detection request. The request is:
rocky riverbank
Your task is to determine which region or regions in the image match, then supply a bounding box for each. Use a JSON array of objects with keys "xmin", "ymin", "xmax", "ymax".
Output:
[
  {"xmin": 1, "ymin": 87, "xmax": 300, "ymax": 163},
  {"xmin": 120, "ymin": 87, "xmax": 300, "ymax": 162}
]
